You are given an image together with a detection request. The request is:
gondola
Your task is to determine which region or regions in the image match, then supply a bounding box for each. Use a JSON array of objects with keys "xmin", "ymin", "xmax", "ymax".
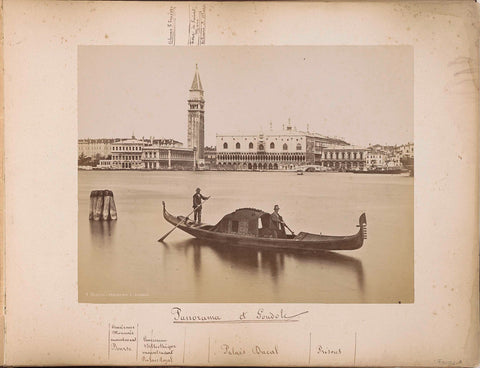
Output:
[{"xmin": 162, "ymin": 202, "xmax": 367, "ymax": 251}]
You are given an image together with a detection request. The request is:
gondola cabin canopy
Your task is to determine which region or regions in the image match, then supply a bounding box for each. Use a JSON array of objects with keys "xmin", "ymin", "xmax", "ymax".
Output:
[{"xmin": 212, "ymin": 208, "xmax": 271, "ymax": 236}]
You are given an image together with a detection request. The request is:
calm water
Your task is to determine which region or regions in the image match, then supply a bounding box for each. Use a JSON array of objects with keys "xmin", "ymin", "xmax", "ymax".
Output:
[{"xmin": 78, "ymin": 171, "xmax": 413, "ymax": 303}]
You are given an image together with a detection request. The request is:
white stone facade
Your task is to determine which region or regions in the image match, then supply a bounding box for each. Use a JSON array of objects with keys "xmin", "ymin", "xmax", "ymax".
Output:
[
  {"xmin": 142, "ymin": 146, "xmax": 194, "ymax": 170},
  {"xmin": 320, "ymin": 146, "xmax": 368, "ymax": 170},
  {"xmin": 215, "ymin": 126, "xmax": 351, "ymax": 170},
  {"xmin": 97, "ymin": 138, "xmax": 195, "ymax": 170},
  {"xmin": 109, "ymin": 139, "xmax": 145, "ymax": 169}
]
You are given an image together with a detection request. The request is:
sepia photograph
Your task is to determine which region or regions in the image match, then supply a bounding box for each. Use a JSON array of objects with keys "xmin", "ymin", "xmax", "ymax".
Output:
[
  {"xmin": 5, "ymin": 0, "xmax": 479, "ymax": 365},
  {"xmin": 78, "ymin": 45, "xmax": 414, "ymax": 303}
]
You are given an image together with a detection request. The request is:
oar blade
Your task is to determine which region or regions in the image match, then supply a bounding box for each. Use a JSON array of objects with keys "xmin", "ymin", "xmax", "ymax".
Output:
[{"xmin": 158, "ymin": 227, "xmax": 175, "ymax": 242}]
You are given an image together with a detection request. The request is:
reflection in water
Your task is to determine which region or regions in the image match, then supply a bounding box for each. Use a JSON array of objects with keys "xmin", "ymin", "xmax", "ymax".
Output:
[
  {"xmin": 79, "ymin": 171, "xmax": 413, "ymax": 303},
  {"xmin": 192, "ymin": 243, "xmax": 202, "ymax": 275},
  {"xmin": 90, "ymin": 220, "xmax": 116, "ymax": 246},
  {"xmin": 170, "ymin": 238, "xmax": 364, "ymax": 294}
]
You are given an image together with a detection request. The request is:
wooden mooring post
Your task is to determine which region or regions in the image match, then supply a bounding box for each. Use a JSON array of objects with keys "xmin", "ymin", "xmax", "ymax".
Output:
[{"xmin": 89, "ymin": 190, "xmax": 117, "ymax": 221}]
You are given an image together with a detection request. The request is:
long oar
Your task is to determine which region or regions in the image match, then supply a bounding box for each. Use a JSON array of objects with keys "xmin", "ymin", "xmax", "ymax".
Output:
[
  {"xmin": 282, "ymin": 222, "xmax": 295, "ymax": 235},
  {"xmin": 158, "ymin": 199, "xmax": 208, "ymax": 242}
]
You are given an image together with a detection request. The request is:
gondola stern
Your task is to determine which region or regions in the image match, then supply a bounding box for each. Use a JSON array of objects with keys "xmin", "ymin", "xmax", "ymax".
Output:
[{"xmin": 359, "ymin": 213, "xmax": 367, "ymax": 226}]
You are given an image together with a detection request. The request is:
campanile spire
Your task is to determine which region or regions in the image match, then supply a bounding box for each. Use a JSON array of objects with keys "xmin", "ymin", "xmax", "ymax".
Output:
[{"xmin": 187, "ymin": 65, "xmax": 205, "ymax": 161}]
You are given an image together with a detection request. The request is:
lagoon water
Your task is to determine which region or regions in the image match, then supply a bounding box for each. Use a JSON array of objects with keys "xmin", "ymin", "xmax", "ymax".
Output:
[{"xmin": 78, "ymin": 171, "xmax": 413, "ymax": 303}]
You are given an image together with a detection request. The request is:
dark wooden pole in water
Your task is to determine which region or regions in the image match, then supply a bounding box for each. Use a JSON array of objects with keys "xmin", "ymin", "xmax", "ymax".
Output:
[
  {"xmin": 102, "ymin": 190, "xmax": 111, "ymax": 220},
  {"xmin": 158, "ymin": 199, "xmax": 208, "ymax": 242},
  {"xmin": 108, "ymin": 191, "xmax": 117, "ymax": 220},
  {"xmin": 89, "ymin": 191, "xmax": 97, "ymax": 220},
  {"xmin": 90, "ymin": 189, "xmax": 117, "ymax": 221},
  {"xmin": 93, "ymin": 191, "xmax": 104, "ymax": 220}
]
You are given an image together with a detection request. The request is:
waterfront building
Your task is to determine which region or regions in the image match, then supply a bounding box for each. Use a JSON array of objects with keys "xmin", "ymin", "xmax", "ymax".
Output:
[
  {"xmin": 319, "ymin": 146, "xmax": 368, "ymax": 170},
  {"xmin": 204, "ymin": 146, "xmax": 217, "ymax": 170},
  {"xmin": 365, "ymin": 149, "xmax": 386, "ymax": 168},
  {"xmin": 78, "ymin": 138, "xmax": 115, "ymax": 159},
  {"xmin": 104, "ymin": 138, "xmax": 146, "ymax": 169},
  {"xmin": 398, "ymin": 142, "xmax": 414, "ymax": 158},
  {"xmin": 187, "ymin": 64, "xmax": 205, "ymax": 163},
  {"xmin": 361, "ymin": 143, "xmax": 414, "ymax": 169},
  {"xmin": 142, "ymin": 146, "xmax": 194, "ymax": 170},
  {"xmin": 97, "ymin": 137, "xmax": 195, "ymax": 170},
  {"xmin": 216, "ymin": 122, "xmax": 351, "ymax": 170}
]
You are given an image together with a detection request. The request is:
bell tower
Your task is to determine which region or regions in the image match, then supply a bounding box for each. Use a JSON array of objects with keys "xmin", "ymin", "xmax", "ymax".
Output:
[{"xmin": 187, "ymin": 64, "xmax": 205, "ymax": 161}]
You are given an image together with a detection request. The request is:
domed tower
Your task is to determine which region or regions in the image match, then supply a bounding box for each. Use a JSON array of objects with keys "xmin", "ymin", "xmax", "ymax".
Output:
[{"xmin": 187, "ymin": 64, "xmax": 205, "ymax": 161}]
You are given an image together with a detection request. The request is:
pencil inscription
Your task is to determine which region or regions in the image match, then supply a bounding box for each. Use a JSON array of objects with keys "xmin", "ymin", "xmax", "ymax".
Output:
[{"xmin": 167, "ymin": 6, "xmax": 176, "ymax": 45}]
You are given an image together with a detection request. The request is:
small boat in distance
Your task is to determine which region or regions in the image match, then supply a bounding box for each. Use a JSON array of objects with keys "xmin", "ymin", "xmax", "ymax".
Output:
[
  {"xmin": 162, "ymin": 202, "xmax": 367, "ymax": 251},
  {"xmin": 296, "ymin": 169, "xmax": 304, "ymax": 175}
]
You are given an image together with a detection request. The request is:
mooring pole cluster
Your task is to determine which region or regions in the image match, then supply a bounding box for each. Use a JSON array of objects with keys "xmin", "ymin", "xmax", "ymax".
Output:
[{"xmin": 89, "ymin": 190, "xmax": 117, "ymax": 221}]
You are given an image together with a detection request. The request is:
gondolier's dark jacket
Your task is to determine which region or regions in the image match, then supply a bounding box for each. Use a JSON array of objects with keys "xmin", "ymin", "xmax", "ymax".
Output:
[
  {"xmin": 270, "ymin": 212, "xmax": 283, "ymax": 229},
  {"xmin": 193, "ymin": 193, "xmax": 208, "ymax": 208}
]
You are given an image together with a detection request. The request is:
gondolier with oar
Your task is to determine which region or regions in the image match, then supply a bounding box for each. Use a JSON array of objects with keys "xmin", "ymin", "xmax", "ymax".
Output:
[
  {"xmin": 193, "ymin": 188, "xmax": 210, "ymax": 224},
  {"xmin": 270, "ymin": 204, "xmax": 287, "ymax": 238}
]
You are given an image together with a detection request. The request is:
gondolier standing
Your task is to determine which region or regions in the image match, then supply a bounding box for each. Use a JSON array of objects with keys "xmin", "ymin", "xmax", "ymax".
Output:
[
  {"xmin": 270, "ymin": 204, "xmax": 286, "ymax": 238},
  {"xmin": 193, "ymin": 188, "xmax": 210, "ymax": 224}
]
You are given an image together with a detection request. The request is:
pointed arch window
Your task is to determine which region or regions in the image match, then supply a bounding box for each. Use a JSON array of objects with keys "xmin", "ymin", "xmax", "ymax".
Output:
[
  {"xmin": 270, "ymin": 142, "xmax": 275, "ymax": 149},
  {"xmin": 283, "ymin": 143, "xmax": 288, "ymax": 150},
  {"xmin": 296, "ymin": 143, "xmax": 302, "ymax": 151},
  {"xmin": 249, "ymin": 142, "xmax": 254, "ymax": 149},
  {"xmin": 223, "ymin": 142, "xmax": 228, "ymax": 149},
  {"xmin": 236, "ymin": 142, "xmax": 241, "ymax": 149}
]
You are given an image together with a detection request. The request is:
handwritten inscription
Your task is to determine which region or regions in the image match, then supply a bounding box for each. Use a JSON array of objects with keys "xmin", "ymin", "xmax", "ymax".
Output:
[
  {"xmin": 171, "ymin": 307, "xmax": 308, "ymax": 324},
  {"xmin": 188, "ymin": 4, "xmax": 206, "ymax": 45},
  {"xmin": 317, "ymin": 345, "xmax": 342, "ymax": 355},
  {"xmin": 171, "ymin": 307, "xmax": 221, "ymax": 322},
  {"xmin": 108, "ymin": 324, "xmax": 137, "ymax": 358},
  {"xmin": 105, "ymin": 322, "xmax": 355, "ymax": 364},
  {"xmin": 221, "ymin": 343, "xmax": 279, "ymax": 357},
  {"xmin": 255, "ymin": 308, "xmax": 307, "ymax": 320},
  {"xmin": 239, "ymin": 308, "xmax": 308, "ymax": 321},
  {"xmin": 167, "ymin": 6, "xmax": 176, "ymax": 45},
  {"xmin": 221, "ymin": 344, "xmax": 246, "ymax": 356},
  {"xmin": 141, "ymin": 335, "xmax": 177, "ymax": 364},
  {"xmin": 253, "ymin": 344, "xmax": 279, "ymax": 355}
]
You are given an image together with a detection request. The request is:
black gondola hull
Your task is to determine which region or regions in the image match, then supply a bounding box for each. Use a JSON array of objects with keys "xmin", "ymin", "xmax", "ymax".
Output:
[{"xmin": 162, "ymin": 203, "xmax": 366, "ymax": 251}]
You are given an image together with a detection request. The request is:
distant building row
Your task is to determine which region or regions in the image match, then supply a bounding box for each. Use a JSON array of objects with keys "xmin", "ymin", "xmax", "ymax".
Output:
[
  {"xmin": 79, "ymin": 65, "xmax": 413, "ymax": 171},
  {"xmin": 215, "ymin": 124, "xmax": 413, "ymax": 171},
  {"xmin": 79, "ymin": 133, "xmax": 413, "ymax": 171},
  {"xmin": 85, "ymin": 137, "xmax": 196, "ymax": 170},
  {"xmin": 78, "ymin": 137, "xmax": 182, "ymax": 159}
]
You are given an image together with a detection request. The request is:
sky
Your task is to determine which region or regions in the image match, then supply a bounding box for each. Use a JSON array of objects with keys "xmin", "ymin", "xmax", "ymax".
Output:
[{"xmin": 78, "ymin": 46, "xmax": 413, "ymax": 147}]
